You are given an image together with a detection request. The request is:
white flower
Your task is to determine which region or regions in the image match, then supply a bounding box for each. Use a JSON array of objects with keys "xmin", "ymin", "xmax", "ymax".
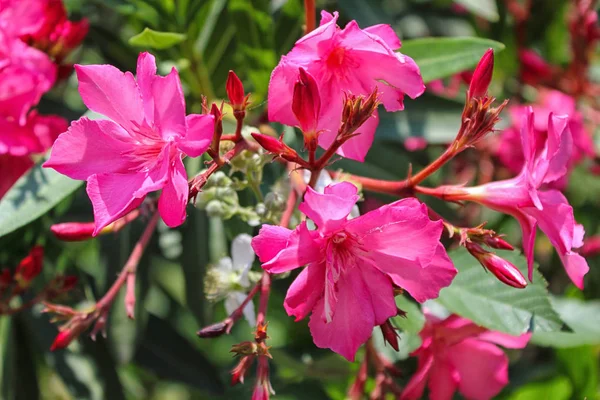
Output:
[{"xmin": 212, "ymin": 234, "xmax": 256, "ymax": 326}]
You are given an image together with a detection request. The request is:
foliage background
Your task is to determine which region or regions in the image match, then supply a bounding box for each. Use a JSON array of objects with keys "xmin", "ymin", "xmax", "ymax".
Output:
[{"xmin": 0, "ymin": 0, "xmax": 599, "ymax": 399}]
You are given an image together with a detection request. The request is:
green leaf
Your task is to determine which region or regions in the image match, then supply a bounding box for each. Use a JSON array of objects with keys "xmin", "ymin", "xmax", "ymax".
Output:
[
  {"xmin": 401, "ymin": 37, "xmax": 505, "ymax": 83},
  {"xmin": 505, "ymin": 376, "xmax": 572, "ymax": 400},
  {"xmin": 129, "ymin": 28, "xmax": 187, "ymax": 50},
  {"xmin": 437, "ymin": 248, "xmax": 562, "ymax": 335},
  {"xmin": 531, "ymin": 297, "xmax": 600, "ymax": 348},
  {"xmin": 0, "ymin": 159, "xmax": 83, "ymax": 238},
  {"xmin": 454, "ymin": 0, "xmax": 499, "ymax": 22}
]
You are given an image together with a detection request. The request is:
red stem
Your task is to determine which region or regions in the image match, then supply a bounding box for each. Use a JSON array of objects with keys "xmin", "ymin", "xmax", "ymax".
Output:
[
  {"xmin": 95, "ymin": 212, "xmax": 159, "ymax": 313},
  {"xmin": 280, "ymin": 189, "xmax": 297, "ymax": 228},
  {"xmin": 304, "ymin": 0, "xmax": 316, "ymax": 34},
  {"xmin": 256, "ymin": 272, "xmax": 271, "ymax": 327}
]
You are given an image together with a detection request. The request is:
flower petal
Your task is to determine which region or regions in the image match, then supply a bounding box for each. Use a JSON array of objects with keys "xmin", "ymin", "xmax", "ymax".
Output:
[
  {"xmin": 152, "ymin": 68, "xmax": 186, "ymax": 140},
  {"xmin": 178, "ymin": 114, "xmax": 214, "ymax": 157},
  {"xmin": 158, "ymin": 155, "xmax": 189, "ymax": 227},
  {"xmin": 447, "ymin": 339, "xmax": 509, "ymax": 400},
  {"xmin": 75, "ymin": 64, "xmax": 143, "ymax": 133},
  {"xmin": 428, "ymin": 361, "xmax": 459, "ymax": 400},
  {"xmin": 284, "ymin": 262, "xmax": 326, "ymax": 321},
  {"xmin": 363, "ymin": 24, "xmax": 401, "ymax": 50},
  {"xmin": 253, "ymin": 222, "xmax": 322, "ymax": 273},
  {"xmin": 44, "ymin": 118, "xmax": 137, "ymax": 180},
  {"xmin": 308, "ymin": 263, "xmax": 395, "ymax": 361},
  {"xmin": 400, "ymin": 352, "xmax": 433, "ymax": 400},
  {"xmin": 478, "ymin": 331, "xmax": 531, "ymax": 349},
  {"xmin": 298, "ymin": 182, "xmax": 359, "ymax": 232},
  {"xmin": 231, "ymin": 233, "xmax": 256, "ymax": 272},
  {"xmin": 136, "ymin": 52, "xmax": 157, "ymax": 122}
]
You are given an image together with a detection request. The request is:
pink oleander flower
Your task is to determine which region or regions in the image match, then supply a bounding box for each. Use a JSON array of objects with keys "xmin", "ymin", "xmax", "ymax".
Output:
[
  {"xmin": 21, "ymin": 0, "xmax": 89, "ymax": 65},
  {"xmin": 0, "ymin": 29, "xmax": 57, "ymax": 123},
  {"xmin": 268, "ymin": 11, "xmax": 425, "ymax": 162},
  {"xmin": 252, "ymin": 182, "xmax": 456, "ymax": 360},
  {"xmin": 0, "ymin": 112, "xmax": 67, "ymax": 198},
  {"xmin": 444, "ymin": 108, "xmax": 590, "ymax": 288},
  {"xmin": 496, "ymin": 90, "xmax": 595, "ymax": 181},
  {"xmin": 401, "ymin": 312, "xmax": 530, "ymax": 400},
  {"xmin": 0, "ymin": 0, "xmax": 47, "ymax": 37},
  {"xmin": 518, "ymin": 49, "xmax": 555, "ymax": 86},
  {"xmin": 44, "ymin": 52, "xmax": 215, "ymax": 233}
]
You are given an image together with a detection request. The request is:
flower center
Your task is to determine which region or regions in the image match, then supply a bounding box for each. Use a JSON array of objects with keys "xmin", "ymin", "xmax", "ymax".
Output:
[{"xmin": 326, "ymin": 46, "xmax": 346, "ymax": 68}]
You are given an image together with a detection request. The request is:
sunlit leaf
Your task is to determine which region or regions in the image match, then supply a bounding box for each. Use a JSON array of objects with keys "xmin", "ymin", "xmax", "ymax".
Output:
[{"xmin": 129, "ymin": 28, "xmax": 187, "ymax": 50}]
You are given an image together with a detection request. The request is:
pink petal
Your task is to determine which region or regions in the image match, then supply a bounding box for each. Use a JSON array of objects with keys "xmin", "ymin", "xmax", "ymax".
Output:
[
  {"xmin": 284, "ymin": 262, "xmax": 326, "ymax": 321},
  {"xmin": 513, "ymin": 211, "xmax": 537, "ymax": 281},
  {"xmin": 75, "ymin": 64, "xmax": 143, "ymax": 133},
  {"xmin": 44, "ymin": 118, "xmax": 137, "ymax": 180},
  {"xmin": 158, "ymin": 155, "xmax": 189, "ymax": 227},
  {"xmin": 152, "ymin": 68, "xmax": 186, "ymax": 140},
  {"xmin": 178, "ymin": 114, "xmax": 214, "ymax": 157},
  {"xmin": 428, "ymin": 361, "xmax": 459, "ymax": 400},
  {"xmin": 308, "ymin": 263, "xmax": 396, "ymax": 361},
  {"xmin": 0, "ymin": 154, "xmax": 32, "ymax": 198},
  {"xmin": 346, "ymin": 197, "xmax": 443, "ymax": 268},
  {"xmin": 478, "ymin": 331, "xmax": 531, "ymax": 349},
  {"xmin": 0, "ymin": 117, "xmax": 42, "ymax": 156},
  {"xmin": 136, "ymin": 52, "xmax": 157, "ymax": 122},
  {"xmin": 298, "ymin": 182, "xmax": 359, "ymax": 232},
  {"xmin": 558, "ymin": 251, "xmax": 589, "ymax": 289},
  {"xmin": 363, "ymin": 24, "xmax": 401, "ymax": 50},
  {"xmin": 86, "ymin": 173, "xmax": 147, "ymax": 234},
  {"xmin": 447, "ymin": 339, "xmax": 509, "ymax": 400},
  {"xmin": 267, "ymin": 59, "xmax": 302, "ymax": 127},
  {"xmin": 400, "ymin": 352, "xmax": 433, "ymax": 400},
  {"xmin": 519, "ymin": 107, "xmax": 536, "ymax": 172},
  {"xmin": 335, "ymin": 110, "xmax": 379, "ymax": 162},
  {"xmin": 254, "ymin": 222, "xmax": 322, "ymax": 273},
  {"xmin": 526, "ymin": 190, "xmax": 575, "ymax": 253},
  {"xmin": 366, "ymin": 244, "xmax": 456, "ymax": 303}
]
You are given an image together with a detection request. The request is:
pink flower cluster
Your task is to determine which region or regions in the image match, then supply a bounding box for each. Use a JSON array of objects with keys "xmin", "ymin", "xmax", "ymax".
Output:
[{"xmin": 0, "ymin": 0, "xmax": 87, "ymax": 198}]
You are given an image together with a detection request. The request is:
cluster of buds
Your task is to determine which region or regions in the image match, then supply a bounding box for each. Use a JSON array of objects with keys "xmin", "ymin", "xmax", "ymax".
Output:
[
  {"xmin": 230, "ymin": 322, "xmax": 274, "ymax": 399},
  {"xmin": 0, "ymin": 247, "xmax": 77, "ymax": 316},
  {"xmin": 51, "ymin": 208, "xmax": 141, "ymax": 242},
  {"xmin": 447, "ymin": 222, "xmax": 527, "ymax": 288},
  {"xmin": 454, "ymin": 49, "xmax": 508, "ymax": 149}
]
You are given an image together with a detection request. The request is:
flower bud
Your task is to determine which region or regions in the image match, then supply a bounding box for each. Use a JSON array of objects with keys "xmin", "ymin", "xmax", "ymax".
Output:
[
  {"xmin": 468, "ymin": 49, "xmax": 494, "ymax": 100},
  {"xmin": 197, "ymin": 321, "xmax": 229, "ymax": 338},
  {"xmin": 483, "ymin": 235, "xmax": 514, "ymax": 251},
  {"xmin": 253, "ymin": 356, "xmax": 275, "ymax": 400},
  {"xmin": 251, "ymin": 133, "xmax": 302, "ymax": 164},
  {"xmin": 14, "ymin": 246, "xmax": 44, "ymax": 286},
  {"xmin": 466, "ymin": 242, "xmax": 527, "ymax": 288},
  {"xmin": 226, "ymin": 70, "xmax": 248, "ymax": 111},
  {"xmin": 231, "ymin": 354, "xmax": 255, "ymax": 385},
  {"xmin": 340, "ymin": 88, "xmax": 380, "ymax": 137},
  {"xmin": 231, "ymin": 341, "xmax": 258, "ymax": 357},
  {"xmin": 379, "ymin": 319, "xmax": 399, "ymax": 351},
  {"xmin": 205, "ymin": 200, "xmax": 225, "ymax": 218},
  {"xmin": 292, "ymin": 68, "xmax": 320, "ymax": 136},
  {"xmin": 50, "ymin": 329, "xmax": 76, "ymax": 351},
  {"xmin": 51, "ymin": 222, "xmax": 96, "ymax": 241}
]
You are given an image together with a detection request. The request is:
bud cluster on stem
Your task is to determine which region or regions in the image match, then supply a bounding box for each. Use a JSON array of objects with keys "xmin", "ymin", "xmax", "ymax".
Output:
[
  {"xmin": 226, "ymin": 70, "xmax": 250, "ymax": 142},
  {"xmin": 465, "ymin": 242, "xmax": 527, "ymax": 289}
]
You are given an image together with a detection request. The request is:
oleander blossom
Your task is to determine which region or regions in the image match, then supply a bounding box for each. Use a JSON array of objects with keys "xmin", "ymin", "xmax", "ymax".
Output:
[
  {"xmin": 401, "ymin": 312, "xmax": 530, "ymax": 400},
  {"xmin": 496, "ymin": 90, "xmax": 594, "ymax": 182},
  {"xmin": 252, "ymin": 182, "xmax": 456, "ymax": 360},
  {"xmin": 268, "ymin": 11, "xmax": 425, "ymax": 162},
  {"xmin": 45, "ymin": 52, "xmax": 214, "ymax": 233},
  {"xmin": 441, "ymin": 108, "xmax": 590, "ymax": 288}
]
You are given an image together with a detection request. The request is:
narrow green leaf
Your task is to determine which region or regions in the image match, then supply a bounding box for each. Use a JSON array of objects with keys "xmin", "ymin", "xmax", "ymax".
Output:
[
  {"xmin": 531, "ymin": 297, "xmax": 600, "ymax": 348},
  {"xmin": 129, "ymin": 27, "xmax": 187, "ymax": 50},
  {"xmin": 438, "ymin": 248, "xmax": 562, "ymax": 335},
  {"xmin": 454, "ymin": 0, "xmax": 499, "ymax": 22},
  {"xmin": 0, "ymin": 160, "xmax": 83, "ymax": 238},
  {"xmin": 401, "ymin": 37, "xmax": 505, "ymax": 83}
]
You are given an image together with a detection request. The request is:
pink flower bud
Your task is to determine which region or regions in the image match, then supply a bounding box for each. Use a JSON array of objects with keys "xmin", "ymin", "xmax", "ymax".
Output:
[
  {"xmin": 197, "ymin": 321, "xmax": 229, "ymax": 338},
  {"xmin": 483, "ymin": 235, "xmax": 515, "ymax": 251},
  {"xmin": 50, "ymin": 329, "xmax": 76, "ymax": 351},
  {"xmin": 468, "ymin": 49, "xmax": 494, "ymax": 99},
  {"xmin": 251, "ymin": 133, "xmax": 301, "ymax": 163},
  {"xmin": 14, "ymin": 246, "xmax": 44, "ymax": 285},
  {"xmin": 467, "ymin": 242, "xmax": 527, "ymax": 288},
  {"xmin": 226, "ymin": 70, "xmax": 247, "ymax": 111},
  {"xmin": 252, "ymin": 357, "xmax": 274, "ymax": 400},
  {"xmin": 292, "ymin": 68, "xmax": 320, "ymax": 135},
  {"xmin": 379, "ymin": 319, "xmax": 399, "ymax": 351},
  {"xmin": 51, "ymin": 222, "xmax": 96, "ymax": 241}
]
